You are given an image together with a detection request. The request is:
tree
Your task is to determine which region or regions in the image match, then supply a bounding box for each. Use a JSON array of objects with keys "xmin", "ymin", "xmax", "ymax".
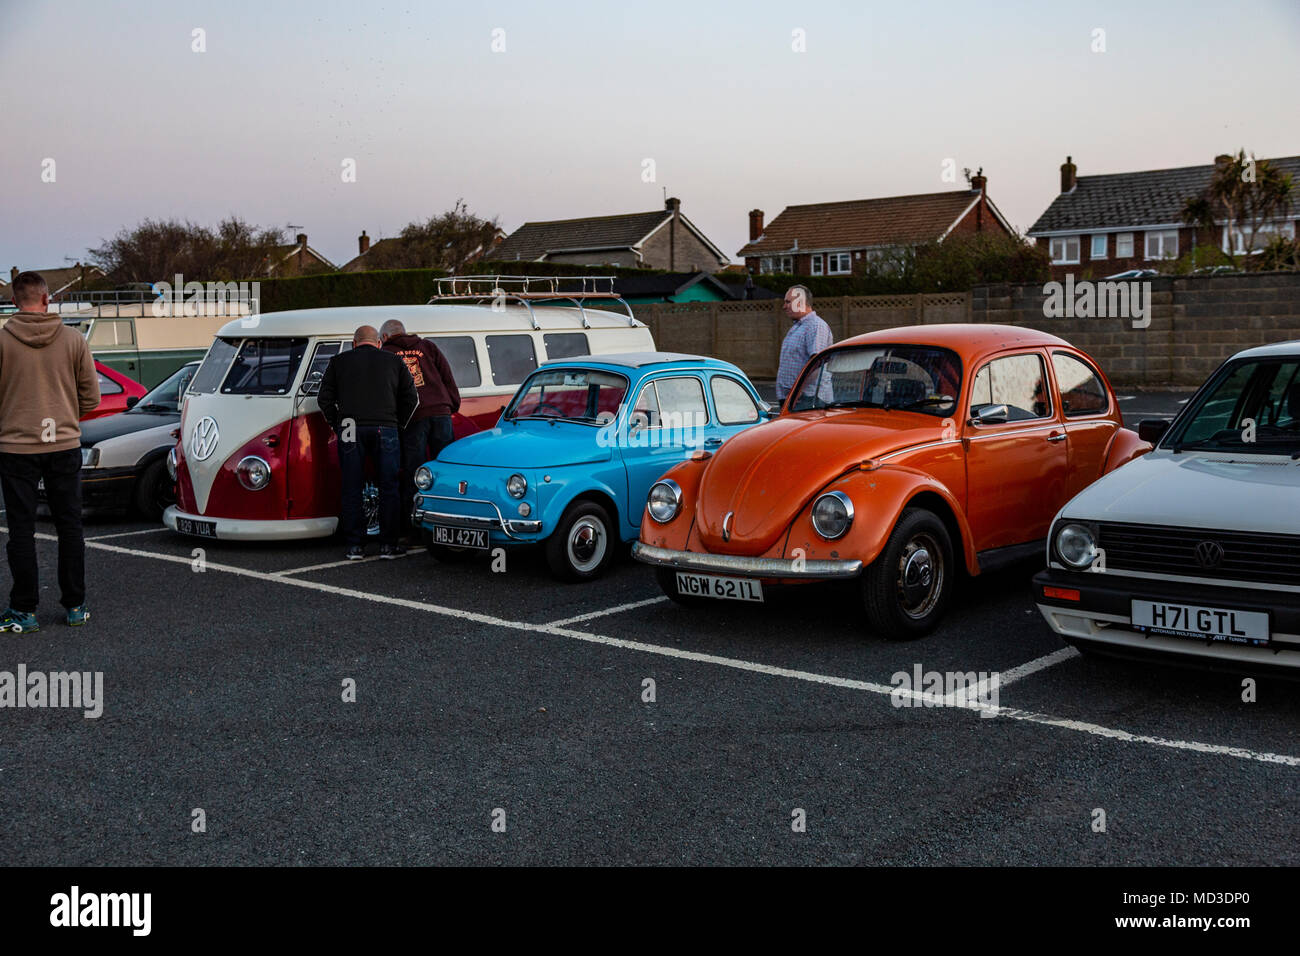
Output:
[
  {"xmin": 1182, "ymin": 151, "xmax": 1295, "ymax": 268},
  {"xmin": 362, "ymin": 201, "xmax": 500, "ymax": 272},
  {"xmin": 88, "ymin": 216, "xmax": 287, "ymax": 283}
]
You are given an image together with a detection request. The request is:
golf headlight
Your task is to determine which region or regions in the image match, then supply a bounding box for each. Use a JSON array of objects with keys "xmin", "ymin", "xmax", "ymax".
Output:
[
  {"xmin": 414, "ymin": 465, "xmax": 434, "ymax": 491},
  {"xmin": 647, "ymin": 480, "xmax": 682, "ymax": 523},
  {"xmin": 1056, "ymin": 522, "xmax": 1098, "ymax": 568},
  {"xmin": 166, "ymin": 446, "xmax": 177, "ymax": 479},
  {"xmin": 236, "ymin": 455, "xmax": 271, "ymax": 491},
  {"xmin": 507, "ymin": 473, "xmax": 527, "ymax": 498},
  {"xmin": 811, "ymin": 491, "xmax": 853, "ymax": 539},
  {"xmin": 80, "ymin": 447, "xmax": 100, "ymax": 468}
]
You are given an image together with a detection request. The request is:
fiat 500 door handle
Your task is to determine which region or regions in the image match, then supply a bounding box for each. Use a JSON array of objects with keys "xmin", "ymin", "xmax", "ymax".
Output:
[
  {"xmin": 704, "ymin": 437, "xmax": 724, "ymax": 447},
  {"xmin": 1047, "ymin": 432, "xmax": 1067, "ymax": 443}
]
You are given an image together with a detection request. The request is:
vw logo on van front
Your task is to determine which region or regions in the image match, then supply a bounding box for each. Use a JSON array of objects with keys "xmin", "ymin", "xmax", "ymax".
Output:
[{"xmin": 191, "ymin": 416, "xmax": 221, "ymax": 462}]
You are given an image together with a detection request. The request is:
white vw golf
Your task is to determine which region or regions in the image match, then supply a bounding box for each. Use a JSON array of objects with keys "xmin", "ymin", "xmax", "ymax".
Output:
[{"xmin": 1035, "ymin": 340, "xmax": 1300, "ymax": 674}]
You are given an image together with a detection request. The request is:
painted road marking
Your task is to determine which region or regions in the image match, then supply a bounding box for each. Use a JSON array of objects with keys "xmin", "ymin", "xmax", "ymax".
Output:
[
  {"xmin": 10, "ymin": 528, "xmax": 1299, "ymax": 768},
  {"xmin": 86, "ymin": 527, "xmax": 171, "ymax": 541},
  {"xmin": 272, "ymin": 548, "xmax": 425, "ymax": 576},
  {"xmin": 547, "ymin": 596, "xmax": 669, "ymax": 627}
]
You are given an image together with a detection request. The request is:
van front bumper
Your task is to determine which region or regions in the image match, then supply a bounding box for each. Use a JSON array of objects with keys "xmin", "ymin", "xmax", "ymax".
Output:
[
  {"xmin": 631, "ymin": 542, "xmax": 863, "ymax": 579},
  {"xmin": 163, "ymin": 505, "xmax": 337, "ymax": 541}
]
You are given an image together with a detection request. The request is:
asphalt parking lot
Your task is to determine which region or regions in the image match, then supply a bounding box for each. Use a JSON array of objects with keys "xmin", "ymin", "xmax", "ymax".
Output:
[{"xmin": 4, "ymin": 388, "xmax": 1296, "ymax": 866}]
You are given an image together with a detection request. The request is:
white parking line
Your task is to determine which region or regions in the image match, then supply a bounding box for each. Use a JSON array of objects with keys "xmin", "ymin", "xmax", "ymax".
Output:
[
  {"xmin": 85, "ymin": 527, "xmax": 171, "ymax": 541},
  {"xmin": 272, "ymin": 548, "xmax": 425, "ymax": 576},
  {"xmin": 547, "ymin": 596, "xmax": 669, "ymax": 627},
  {"xmin": 11, "ymin": 528, "xmax": 1300, "ymax": 768},
  {"xmin": 942, "ymin": 647, "xmax": 1080, "ymax": 707}
]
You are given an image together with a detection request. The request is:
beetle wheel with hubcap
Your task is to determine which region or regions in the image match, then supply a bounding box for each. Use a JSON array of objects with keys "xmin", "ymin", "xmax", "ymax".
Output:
[
  {"xmin": 862, "ymin": 507, "xmax": 954, "ymax": 639},
  {"xmin": 546, "ymin": 501, "xmax": 615, "ymax": 581}
]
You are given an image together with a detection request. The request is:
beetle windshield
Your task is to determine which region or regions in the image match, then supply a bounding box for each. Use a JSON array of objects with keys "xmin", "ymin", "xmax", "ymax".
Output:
[
  {"xmin": 789, "ymin": 345, "xmax": 962, "ymax": 416},
  {"xmin": 1168, "ymin": 358, "xmax": 1300, "ymax": 455},
  {"xmin": 506, "ymin": 368, "xmax": 629, "ymax": 423}
]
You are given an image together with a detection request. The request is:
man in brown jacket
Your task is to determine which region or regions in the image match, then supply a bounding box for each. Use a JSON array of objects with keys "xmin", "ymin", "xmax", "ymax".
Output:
[{"xmin": 0, "ymin": 272, "xmax": 100, "ymax": 633}]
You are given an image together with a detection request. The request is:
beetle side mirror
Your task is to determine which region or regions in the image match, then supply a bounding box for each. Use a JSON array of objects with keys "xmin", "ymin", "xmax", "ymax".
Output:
[
  {"xmin": 1138, "ymin": 419, "xmax": 1171, "ymax": 443},
  {"xmin": 759, "ymin": 401, "xmax": 778, "ymax": 420},
  {"xmin": 970, "ymin": 404, "xmax": 1009, "ymax": 426}
]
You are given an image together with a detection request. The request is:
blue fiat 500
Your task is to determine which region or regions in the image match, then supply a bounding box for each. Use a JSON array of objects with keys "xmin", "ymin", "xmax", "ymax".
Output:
[{"xmin": 412, "ymin": 352, "xmax": 770, "ymax": 580}]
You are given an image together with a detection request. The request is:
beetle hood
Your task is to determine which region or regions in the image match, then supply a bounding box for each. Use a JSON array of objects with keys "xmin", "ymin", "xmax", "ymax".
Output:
[
  {"xmin": 692, "ymin": 410, "xmax": 949, "ymax": 553},
  {"xmin": 436, "ymin": 419, "xmax": 614, "ymax": 469}
]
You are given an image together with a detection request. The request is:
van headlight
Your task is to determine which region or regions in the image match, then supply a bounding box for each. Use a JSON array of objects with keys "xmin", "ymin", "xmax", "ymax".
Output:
[
  {"xmin": 166, "ymin": 446, "xmax": 177, "ymax": 479},
  {"xmin": 647, "ymin": 480, "xmax": 682, "ymax": 523},
  {"xmin": 1055, "ymin": 522, "xmax": 1098, "ymax": 569},
  {"xmin": 80, "ymin": 447, "xmax": 100, "ymax": 468},
  {"xmin": 811, "ymin": 491, "xmax": 853, "ymax": 540},
  {"xmin": 507, "ymin": 474, "xmax": 527, "ymax": 498},
  {"xmin": 414, "ymin": 465, "xmax": 434, "ymax": 491},
  {"xmin": 236, "ymin": 455, "xmax": 271, "ymax": 491}
]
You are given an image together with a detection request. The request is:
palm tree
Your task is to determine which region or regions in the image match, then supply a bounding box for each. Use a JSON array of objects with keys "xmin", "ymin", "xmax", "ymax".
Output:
[{"xmin": 1182, "ymin": 151, "xmax": 1295, "ymax": 268}]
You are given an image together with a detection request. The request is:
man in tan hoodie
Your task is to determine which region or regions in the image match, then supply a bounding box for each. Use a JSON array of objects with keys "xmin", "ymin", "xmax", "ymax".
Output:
[{"xmin": 0, "ymin": 272, "xmax": 100, "ymax": 633}]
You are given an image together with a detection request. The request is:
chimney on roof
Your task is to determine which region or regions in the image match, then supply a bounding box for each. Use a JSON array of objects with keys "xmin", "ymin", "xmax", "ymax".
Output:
[
  {"xmin": 296, "ymin": 232, "xmax": 308, "ymax": 248},
  {"xmin": 359, "ymin": 230, "xmax": 370, "ymax": 255},
  {"xmin": 9, "ymin": 267, "xmax": 17, "ymax": 282},
  {"xmin": 1060, "ymin": 156, "xmax": 1077, "ymax": 193},
  {"xmin": 1215, "ymin": 153, "xmax": 1233, "ymax": 167},
  {"xmin": 969, "ymin": 170, "xmax": 987, "ymax": 194},
  {"xmin": 748, "ymin": 208, "xmax": 764, "ymax": 241},
  {"xmin": 665, "ymin": 196, "xmax": 681, "ymax": 214}
]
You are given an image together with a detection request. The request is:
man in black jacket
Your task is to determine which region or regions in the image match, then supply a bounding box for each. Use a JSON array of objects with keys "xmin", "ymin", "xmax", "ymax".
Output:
[{"xmin": 317, "ymin": 325, "xmax": 418, "ymax": 559}]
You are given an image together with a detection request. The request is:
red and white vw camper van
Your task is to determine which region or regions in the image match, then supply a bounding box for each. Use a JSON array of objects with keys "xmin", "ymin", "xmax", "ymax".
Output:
[{"xmin": 164, "ymin": 277, "xmax": 654, "ymax": 540}]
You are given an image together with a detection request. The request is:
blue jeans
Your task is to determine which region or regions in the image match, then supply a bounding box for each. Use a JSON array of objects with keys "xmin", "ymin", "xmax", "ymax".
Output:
[{"xmin": 338, "ymin": 425, "xmax": 400, "ymax": 546}]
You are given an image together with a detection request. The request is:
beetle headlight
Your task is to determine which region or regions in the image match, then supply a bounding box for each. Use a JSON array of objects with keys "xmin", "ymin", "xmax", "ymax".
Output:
[
  {"xmin": 811, "ymin": 491, "xmax": 853, "ymax": 540},
  {"xmin": 236, "ymin": 455, "xmax": 271, "ymax": 491},
  {"xmin": 1055, "ymin": 522, "xmax": 1098, "ymax": 569},
  {"xmin": 414, "ymin": 465, "xmax": 434, "ymax": 491},
  {"xmin": 647, "ymin": 480, "xmax": 682, "ymax": 523},
  {"xmin": 507, "ymin": 473, "xmax": 528, "ymax": 499},
  {"xmin": 166, "ymin": 446, "xmax": 177, "ymax": 479},
  {"xmin": 80, "ymin": 447, "xmax": 100, "ymax": 468}
]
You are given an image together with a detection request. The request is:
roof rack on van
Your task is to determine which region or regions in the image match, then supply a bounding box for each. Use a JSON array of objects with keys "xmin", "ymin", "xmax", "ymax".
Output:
[{"xmin": 428, "ymin": 275, "xmax": 636, "ymax": 331}]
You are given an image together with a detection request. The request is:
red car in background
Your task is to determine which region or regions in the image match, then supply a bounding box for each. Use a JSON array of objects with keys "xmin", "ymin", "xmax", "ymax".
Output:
[{"xmin": 85, "ymin": 361, "xmax": 147, "ymax": 420}]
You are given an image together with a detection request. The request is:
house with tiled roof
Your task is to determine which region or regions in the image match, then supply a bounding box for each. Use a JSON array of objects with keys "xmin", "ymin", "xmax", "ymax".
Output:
[
  {"xmin": 7, "ymin": 264, "xmax": 107, "ymax": 300},
  {"xmin": 494, "ymin": 198, "xmax": 729, "ymax": 271},
  {"xmin": 264, "ymin": 233, "xmax": 336, "ymax": 277},
  {"xmin": 1028, "ymin": 155, "xmax": 1300, "ymax": 278},
  {"xmin": 737, "ymin": 173, "xmax": 1013, "ymax": 276},
  {"xmin": 340, "ymin": 227, "xmax": 507, "ymax": 273}
]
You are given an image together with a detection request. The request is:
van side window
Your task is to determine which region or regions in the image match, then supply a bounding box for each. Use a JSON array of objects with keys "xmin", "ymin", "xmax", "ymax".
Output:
[
  {"xmin": 486, "ymin": 334, "xmax": 537, "ymax": 386},
  {"xmin": 302, "ymin": 341, "xmax": 342, "ymax": 394},
  {"xmin": 432, "ymin": 335, "xmax": 481, "ymax": 388},
  {"xmin": 89, "ymin": 319, "xmax": 133, "ymax": 348},
  {"xmin": 543, "ymin": 333, "xmax": 589, "ymax": 360}
]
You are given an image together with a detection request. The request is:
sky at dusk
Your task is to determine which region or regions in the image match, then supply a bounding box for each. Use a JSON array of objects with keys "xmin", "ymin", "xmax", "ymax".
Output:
[{"xmin": 3, "ymin": 0, "xmax": 1299, "ymax": 274}]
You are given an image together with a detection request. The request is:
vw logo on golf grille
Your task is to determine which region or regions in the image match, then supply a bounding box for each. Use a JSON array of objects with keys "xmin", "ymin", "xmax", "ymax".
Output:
[
  {"xmin": 1194, "ymin": 540, "xmax": 1224, "ymax": 569},
  {"xmin": 191, "ymin": 416, "xmax": 220, "ymax": 462}
]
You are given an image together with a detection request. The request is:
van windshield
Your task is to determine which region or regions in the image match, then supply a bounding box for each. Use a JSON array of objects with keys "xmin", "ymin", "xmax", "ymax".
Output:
[
  {"xmin": 190, "ymin": 338, "xmax": 239, "ymax": 394},
  {"xmin": 190, "ymin": 337, "xmax": 308, "ymax": 396}
]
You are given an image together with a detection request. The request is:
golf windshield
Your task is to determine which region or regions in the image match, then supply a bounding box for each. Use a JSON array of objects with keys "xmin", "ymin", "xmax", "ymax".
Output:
[
  {"xmin": 507, "ymin": 368, "xmax": 628, "ymax": 423},
  {"xmin": 1168, "ymin": 358, "xmax": 1300, "ymax": 454},
  {"xmin": 130, "ymin": 363, "xmax": 197, "ymax": 414},
  {"xmin": 790, "ymin": 345, "xmax": 962, "ymax": 416}
]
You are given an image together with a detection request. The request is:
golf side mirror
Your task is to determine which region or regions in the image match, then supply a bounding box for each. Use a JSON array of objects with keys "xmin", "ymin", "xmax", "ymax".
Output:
[{"xmin": 1138, "ymin": 419, "xmax": 1171, "ymax": 443}]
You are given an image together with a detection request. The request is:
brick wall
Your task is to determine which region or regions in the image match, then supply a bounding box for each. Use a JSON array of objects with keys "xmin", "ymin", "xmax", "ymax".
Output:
[
  {"xmin": 637, "ymin": 273, "xmax": 1300, "ymax": 387},
  {"xmin": 1038, "ymin": 226, "xmax": 1220, "ymax": 280}
]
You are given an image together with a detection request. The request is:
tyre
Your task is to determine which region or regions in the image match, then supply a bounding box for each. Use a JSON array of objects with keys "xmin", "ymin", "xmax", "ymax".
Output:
[
  {"xmin": 654, "ymin": 566, "xmax": 711, "ymax": 608},
  {"xmin": 545, "ymin": 501, "xmax": 615, "ymax": 582},
  {"xmin": 133, "ymin": 458, "xmax": 175, "ymax": 521},
  {"xmin": 862, "ymin": 508, "xmax": 954, "ymax": 639}
]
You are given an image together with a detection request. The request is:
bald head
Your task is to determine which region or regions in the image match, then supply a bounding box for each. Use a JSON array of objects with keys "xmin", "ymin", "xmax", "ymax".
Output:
[
  {"xmin": 353, "ymin": 325, "xmax": 380, "ymax": 347},
  {"xmin": 379, "ymin": 319, "xmax": 405, "ymax": 340}
]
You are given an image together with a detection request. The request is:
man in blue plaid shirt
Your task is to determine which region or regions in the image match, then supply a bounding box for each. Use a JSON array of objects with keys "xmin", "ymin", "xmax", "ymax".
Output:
[{"xmin": 775, "ymin": 285, "xmax": 834, "ymax": 403}]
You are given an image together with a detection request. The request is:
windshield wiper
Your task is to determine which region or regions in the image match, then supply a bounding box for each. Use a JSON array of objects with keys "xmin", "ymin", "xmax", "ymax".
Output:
[
  {"xmin": 820, "ymin": 400, "xmax": 883, "ymax": 410},
  {"xmin": 890, "ymin": 396, "xmax": 954, "ymax": 411}
]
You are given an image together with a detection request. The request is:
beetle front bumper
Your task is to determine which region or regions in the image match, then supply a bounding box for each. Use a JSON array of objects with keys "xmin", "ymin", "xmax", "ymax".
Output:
[{"xmin": 631, "ymin": 542, "xmax": 863, "ymax": 579}]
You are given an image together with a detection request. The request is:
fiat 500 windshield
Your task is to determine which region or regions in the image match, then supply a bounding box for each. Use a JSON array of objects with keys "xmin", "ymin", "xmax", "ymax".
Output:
[
  {"xmin": 506, "ymin": 368, "xmax": 629, "ymax": 423},
  {"xmin": 1168, "ymin": 357, "xmax": 1300, "ymax": 455},
  {"xmin": 790, "ymin": 345, "xmax": 962, "ymax": 415}
]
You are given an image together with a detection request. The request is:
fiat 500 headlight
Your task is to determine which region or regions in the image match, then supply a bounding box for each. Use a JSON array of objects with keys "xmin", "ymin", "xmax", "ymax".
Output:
[
  {"xmin": 811, "ymin": 491, "xmax": 854, "ymax": 540},
  {"xmin": 647, "ymin": 480, "xmax": 682, "ymax": 523},
  {"xmin": 1055, "ymin": 522, "xmax": 1098, "ymax": 568},
  {"xmin": 414, "ymin": 465, "xmax": 434, "ymax": 491},
  {"xmin": 236, "ymin": 455, "xmax": 271, "ymax": 491},
  {"xmin": 507, "ymin": 473, "xmax": 528, "ymax": 499}
]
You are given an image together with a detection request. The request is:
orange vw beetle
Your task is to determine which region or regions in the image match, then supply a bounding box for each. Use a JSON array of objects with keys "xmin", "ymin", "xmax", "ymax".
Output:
[{"xmin": 632, "ymin": 324, "xmax": 1150, "ymax": 638}]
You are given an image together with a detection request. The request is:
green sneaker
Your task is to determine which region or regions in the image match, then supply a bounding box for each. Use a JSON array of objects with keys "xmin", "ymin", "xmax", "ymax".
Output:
[
  {"xmin": 0, "ymin": 608, "xmax": 40, "ymax": 634},
  {"xmin": 66, "ymin": 605, "xmax": 90, "ymax": 627}
]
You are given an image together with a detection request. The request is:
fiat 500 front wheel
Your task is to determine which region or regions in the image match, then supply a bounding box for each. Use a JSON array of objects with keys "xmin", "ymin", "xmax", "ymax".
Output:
[
  {"xmin": 545, "ymin": 501, "xmax": 615, "ymax": 582},
  {"xmin": 862, "ymin": 508, "xmax": 954, "ymax": 639}
]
